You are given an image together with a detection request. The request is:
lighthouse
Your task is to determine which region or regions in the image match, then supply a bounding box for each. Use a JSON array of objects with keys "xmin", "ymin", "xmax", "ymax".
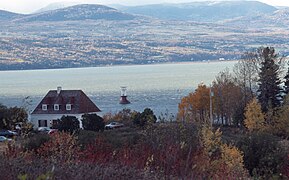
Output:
[{"xmin": 119, "ymin": 86, "xmax": 130, "ymax": 104}]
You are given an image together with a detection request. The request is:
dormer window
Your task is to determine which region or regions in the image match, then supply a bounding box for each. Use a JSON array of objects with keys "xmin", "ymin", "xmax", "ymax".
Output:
[
  {"xmin": 66, "ymin": 104, "xmax": 71, "ymax": 111},
  {"xmin": 54, "ymin": 104, "xmax": 59, "ymax": 111},
  {"xmin": 42, "ymin": 104, "xmax": 47, "ymax": 111}
]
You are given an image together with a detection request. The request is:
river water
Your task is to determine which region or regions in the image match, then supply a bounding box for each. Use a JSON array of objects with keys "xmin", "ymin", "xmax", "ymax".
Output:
[{"xmin": 0, "ymin": 61, "xmax": 236, "ymax": 116}]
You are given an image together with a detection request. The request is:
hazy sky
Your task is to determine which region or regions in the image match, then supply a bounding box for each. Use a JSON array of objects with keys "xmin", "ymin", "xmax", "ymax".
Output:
[{"xmin": 1, "ymin": 0, "xmax": 289, "ymax": 14}]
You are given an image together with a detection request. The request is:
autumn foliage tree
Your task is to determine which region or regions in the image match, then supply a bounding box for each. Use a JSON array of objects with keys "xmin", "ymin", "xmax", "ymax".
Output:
[
  {"xmin": 200, "ymin": 126, "xmax": 248, "ymax": 177},
  {"xmin": 103, "ymin": 108, "xmax": 134, "ymax": 125},
  {"xmin": 178, "ymin": 83, "xmax": 210, "ymax": 124},
  {"xmin": 244, "ymin": 98, "xmax": 266, "ymax": 132},
  {"xmin": 178, "ymin": 75, "xmax": 247, "ymax": 126},
  {"xmin": 212, "ymin": 69, "xmax": 245, "ymax": 125}
]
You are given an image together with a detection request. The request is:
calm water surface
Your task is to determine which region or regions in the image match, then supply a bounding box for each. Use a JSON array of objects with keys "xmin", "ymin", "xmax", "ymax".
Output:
[{"xmin": 0, "ymin": 61, "xmax": 236, "ymax": 116}]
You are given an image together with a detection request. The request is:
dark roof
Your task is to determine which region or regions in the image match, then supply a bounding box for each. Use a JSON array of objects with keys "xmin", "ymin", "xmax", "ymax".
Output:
[{"xmin": 31, "ymin": 90, "xmax": 101, "ymax": 114}]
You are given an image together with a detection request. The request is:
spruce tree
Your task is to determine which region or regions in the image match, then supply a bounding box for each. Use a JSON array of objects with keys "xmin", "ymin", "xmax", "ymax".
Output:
[
  {"xmin": 257, "ymin": 47, "xmax": 282, "ymax": 112},
  {"xmin": 284, "ymin": 64, "xmax": 289, "ymax": 95}
]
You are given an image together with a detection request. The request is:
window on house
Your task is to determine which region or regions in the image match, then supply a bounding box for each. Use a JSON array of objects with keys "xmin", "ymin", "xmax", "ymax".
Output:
[
  {"xmin": 38, "ymin": 120, "xmax": 47, "ymax": 127},
  {"xmin": 42, "ymin": 104, "xmax": 47, "ymax": 111},
  {"xmin": 54, "ymin": 104, "xmax": 59, "ymax": 111},
  {"xmin": 66, "ymin": 104, "xmax": 71, "ymax": 110}
]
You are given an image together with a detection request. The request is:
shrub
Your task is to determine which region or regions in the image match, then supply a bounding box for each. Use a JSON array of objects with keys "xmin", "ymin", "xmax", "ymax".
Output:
[
  {"xmin": 81, "ymin": 114, "xmax": 105, "ymax": 132},
  {"xmin": 37, "ymin": 132, "xmax": 79, "ymax": 163},
  {"xmin": 23, "ymin": 133, "xmax": 50, "ymax": 152},
  {"xmin": 20, "ymin": 122, "xmax": 34, "ymax": 137},
  {"xmin": 0, "ymin": 157, "xmax": 162, "ymax": 180},
  {"xmin": 132, "ymin": 111, "xmax": 142, "ymax": 126},
  {"xmin": 76, "ymin": 130, "xmax": 98, "ymax": 148},
  {"xmin": 100, "ymin": 126, "xmax": 141, "ymax": 149},
  {"xmin": 237, "ymin": 132, "xmax": 287, "ymax": 178},
  {"xmin": 200, "ymin": 126, "xmax": 248, "ymax": 178},
  {"xmin": 103, "ymin": 109, "xmax": 135, "ymax": 125},
  {"xmin": 133, "ymin": 108, "xmax": 157, "ymax": 127},
  {"xmin": 79, "ymin": 136, "xmax": 113, "ymax": 164},
  {"xmin": 58, "ymin": 115, "xmax": 79, "ymax": 133},
  {"xmin": 0, "ymin": 104, "xmax": 28, "ymax": 130}
]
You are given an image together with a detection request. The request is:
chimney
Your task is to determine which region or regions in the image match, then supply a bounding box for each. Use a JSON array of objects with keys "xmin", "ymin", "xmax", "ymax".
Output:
[{"xmin": 57, "ymin": 86, "xmax": 62, "ymax": 95}]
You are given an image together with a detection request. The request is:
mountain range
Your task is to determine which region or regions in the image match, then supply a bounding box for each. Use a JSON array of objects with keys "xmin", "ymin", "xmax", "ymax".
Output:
[
  {"xmin": 0, "ymin": 1, "xmax": 288, "ymax": 70},
  {"xmin": 117, "ymin": 1, "xmax": 277, "ymax": 22},
  {"xmin": 12, "ymin": 4, "xmax": 135, "ymax": 22},
  {"xmin": 0, "ymin": 1, "xmax": 285, "ymax": 23}
]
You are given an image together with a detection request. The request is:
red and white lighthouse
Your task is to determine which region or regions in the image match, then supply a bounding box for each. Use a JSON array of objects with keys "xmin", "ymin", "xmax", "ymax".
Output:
[{"xmin": 119, "ymin": 86, "xmax": 130, "ymax": 104}]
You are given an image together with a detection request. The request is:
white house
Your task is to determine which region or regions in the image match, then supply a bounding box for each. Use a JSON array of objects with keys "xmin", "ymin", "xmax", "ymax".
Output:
[{"xmin": 30, "ymin": 87, "xmax": 101, "ymax": 129}]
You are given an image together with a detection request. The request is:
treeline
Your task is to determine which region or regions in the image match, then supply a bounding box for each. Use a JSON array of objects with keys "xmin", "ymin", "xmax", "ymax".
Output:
[
  {"xmin": 178, "ymin": 47, "xmax": 289, "ymax": 131},
  {"xmin": 0, "ymin": 104, "xmax": 27, "ymax": 130},
  {"xmin": 178, "ymin": 46, "xmax": 289, "ymax": 177}
]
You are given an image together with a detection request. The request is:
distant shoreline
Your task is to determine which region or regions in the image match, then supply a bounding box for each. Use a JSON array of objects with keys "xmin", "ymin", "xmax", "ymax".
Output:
[{"xmin": 0, "ymin": 59, "xmax": 239, "ymax": 72}]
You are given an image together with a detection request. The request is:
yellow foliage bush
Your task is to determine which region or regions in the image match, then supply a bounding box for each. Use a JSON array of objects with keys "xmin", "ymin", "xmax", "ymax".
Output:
[
  {"xmin": 200, "ymin": 126, "xmax": 248, "ymax": 178},
  {"xmin": 244, "ymin": 98, "xmax": 266, "ymax": 132}
]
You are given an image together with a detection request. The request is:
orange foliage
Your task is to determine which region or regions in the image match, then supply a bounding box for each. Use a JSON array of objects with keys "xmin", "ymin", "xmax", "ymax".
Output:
[
  {"xmin": 212, "ymin": 70, "xmax": 244, "ymax": 125},
  {"xmin": 178, "ymin": 83, "xmax": 210, "ymax": 124}
]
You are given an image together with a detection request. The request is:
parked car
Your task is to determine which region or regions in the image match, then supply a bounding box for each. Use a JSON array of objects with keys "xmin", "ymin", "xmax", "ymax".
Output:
[
  {"xmin": 48, "ymin": 129, "xmax": 58, "ymax": 135},
  {"xmin": 0, "ymin": 136, "xmax": 12, "ymax": 142},
  {"xmin": 105, "ymin": 122, "xmax": 124, "ymax": 129},
  {"xmin": 38, "ymin": 127, "xmax": 51, "ymax": 133},
  {"xmin": 0, "ymin": 130, "xmax": 18, "ymax": 137}
]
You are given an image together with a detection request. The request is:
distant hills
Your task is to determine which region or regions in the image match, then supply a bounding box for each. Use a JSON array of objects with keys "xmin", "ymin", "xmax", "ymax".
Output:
[
  {"xmin": 0, "ymin": 10, "xmax": 24, "ymax": 21},
  {"xmin": 117, "ymin": 1, "xmax": 277, "ymax": 22},
  {"xmin": 224, "ymin": 7, "xmax": 289, "ymax": 27},
  {"xmin": 15, "ymin": 4, "xmax": 135, "ymax": 22},
  {"xmin": 0, "ymin": 1, "xmax": 284, "ymax": 23}
]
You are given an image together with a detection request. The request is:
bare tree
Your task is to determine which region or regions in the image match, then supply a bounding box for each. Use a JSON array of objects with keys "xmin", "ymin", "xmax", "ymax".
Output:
[
  {"xmin": 233, "ymin": 51, "xmax": 259, "ymax": 96},
  {"xmin": 234, "ymin": 48, "xmax": 285, "ymax": 102}
]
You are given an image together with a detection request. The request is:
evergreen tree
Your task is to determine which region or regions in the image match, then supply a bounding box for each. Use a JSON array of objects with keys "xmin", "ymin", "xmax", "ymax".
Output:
[
  {"xmin": 284, "ymin": 63, "xmax": 289, "ymax": 95},
  {"xmin": 257, "ymin": 47, "xmax": 282, "ymax": 112}
]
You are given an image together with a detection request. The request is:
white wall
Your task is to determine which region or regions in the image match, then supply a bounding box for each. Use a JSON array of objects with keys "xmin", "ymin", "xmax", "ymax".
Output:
[{"xmin": 30, "ymin": 114, "xmax": 84, "ymax": 129}]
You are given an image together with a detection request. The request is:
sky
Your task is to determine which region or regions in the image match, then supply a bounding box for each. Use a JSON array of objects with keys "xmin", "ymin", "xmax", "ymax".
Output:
[{"xmin": 1, "ymin": 0, "xmax": 289, "ymax": 14}]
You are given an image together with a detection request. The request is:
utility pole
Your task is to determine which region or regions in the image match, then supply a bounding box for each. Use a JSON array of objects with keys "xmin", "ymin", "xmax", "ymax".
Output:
[{"xmin": 210, "ymin": 85, "xmax": 213, "ymax": 126}]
